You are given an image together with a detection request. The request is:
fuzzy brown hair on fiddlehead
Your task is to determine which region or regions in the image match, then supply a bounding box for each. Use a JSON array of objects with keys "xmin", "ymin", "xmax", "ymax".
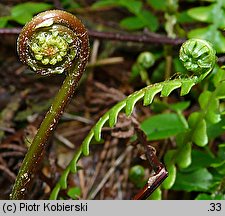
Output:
[{"xmin": 17, "ymin": 10, "xmax": 89, "ymax": 76}]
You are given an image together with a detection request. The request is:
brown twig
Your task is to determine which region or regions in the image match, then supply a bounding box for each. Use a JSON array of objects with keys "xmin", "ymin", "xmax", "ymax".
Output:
[
  {"xmin": 85, "ymin": 139, "xmax": 111, "ymax": 199},
  {"xmin": 0, "ymin": 152, "xmax": 25, "ymax": 158},
  {"xmin": 0, "ymin": 27, "xmax": 184, "ymax": 45},
  {"xmin": 52, "ymin": 0, "xmax": 63, "ymax": 10},
  {"xmin": 88, "ymin": 145, "xmax": 133, "ymax": 199},
  {"xmin": 0, "ymin": 28, "xmax": 21, "ymax": 34},
  {"xmin": 88, "ymin": 30, "xmax": 185, "ymax": 45},
  {"xmin": 0, "ymin": 144, "xmax": 27, "ymax": 153},
  {"xmin": 132, "ymin": 124, "xmax": 168, "ymax": 200},
  {"xmin": 2, "ymin": 27, "xmax": 225, "ymax": 64},
  {"xmin": 0, "ymin": 164, "xmax": 17, "ymax": 182},
  {"xmin": 132, "ymin": 168, "xmax": 168, "ymax": 200}
]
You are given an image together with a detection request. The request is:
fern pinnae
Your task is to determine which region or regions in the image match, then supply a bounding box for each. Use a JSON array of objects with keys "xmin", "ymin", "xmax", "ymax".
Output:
[
  {"xmin": 50, "ymin": 184, "xmax": 61, "ymax": 200},
  {"xmin": 82, "ymin": 76, "xmax": 201, "ymax": 158},
  {"xmin": 82, "ymin": 130, "xmax": 95, "ymax": 156},
  {"xmin": 161, "ymin": 80, "xmax": 182, "ymax": 96},
  {"xmin": 143, "ymin": 84, "xmax": 163, "ymax": 105},
  {"xmin": 50, "ymin": 38, "xmax": 216, "ymax": 199},
  {"xmin": 85, "ymin": 76, "xmax": 199, "ymax": 153},
  {"xmin": 125, "ymin": 91, "xmax": 145, "ymax": 116},
  {"xmin": 93, "ymin": 114, "xmax": 110, "ymax": 142},
  {"xmin": 180, "ymin": 78, "xmax": 197, "ymax": 96},
  {"xmin": 109, "ymin": 101, "xmax": 126, "ymax": 127},
  {"xmin": 60, "ymin": 167, "xmax": 70, "ymax": 189}
]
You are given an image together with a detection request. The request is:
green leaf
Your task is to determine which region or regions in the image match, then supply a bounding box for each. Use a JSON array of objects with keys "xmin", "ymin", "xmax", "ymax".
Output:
[
  {"xmin": 148, "ymin": 188, "xmax": 162, "ymax": 200},
  {"xmin": 182, "ymin": 149, "xmax": 215, "ymax": 172},
  {"xmin": 195, "ymin": 193, "xmax": 212, "ymax": 200},
  {"xmin": 193, "ymin": 118, "xmax": 208, "ymax": 147},
  {"xmin": 188, "ymin": 26, "xmax": 225, "ymax": 53},
  {"xmin": 67, "ymin": 187, "xmax": 81, "ymax": 199},
  {"xmin": 168, "ymin": 101, "xmax": 190, "ymax": 112},
  {"xmin": 11, "ymin": 2, "xmax": 52, "ymax": 25},
  {"xmin": 177, "ymin": 11, "xmax": 195, "ymax": 23},
  {"xmin": 137, "ymin": 10, "xmax": 159, "ymax": 32},
  {"xmin": 187, "ymin": 5, "xmax": 214, "ymax": 23},
  {"xmin": 172, "ymin": 168, "xmax": 213, "ymax": 192},
  {"xmin": 207, "ymin": 116, "xmax": 225, "ymax": 139},
  {"xmin": 120, "ymin": 10, "xmax": 158, "ymax": 32},
  {"xmin": 199, "ymin": 91, "xmax": 221, "ymax": 124},
  {"xmin": 195, "ymin": 193, "xmax": 225, "ymax": 200},
  {"xmin": 146, "ymin": 0, "xmax": 166, "ymax": 11},
  {"xmin": 210, "ymin": 144, "xmax": 225, "ymax": 175},
  {"xmin": 91, "ymin": 0, "xmax": 117, "ymax": 8},
  {"xmin": 198, "ymin": 91, "xmax": 212, "ymax": 109},
  {"xmin": 92, "ymin": 0, "xmax": 142, "ymax": 14},
  {"xmin": 211, "ymin": 160, "xmax": 225, "ymax": 175},
  {"xmin": 0, "ymin": 16, "xmax": 10, "ymax": 27},
  {"xmin": 150, "ymin": 101, "xmax": 168, "ymax": 113},
  {"xmin": 207, "ymin": 105, "xmax": 221, "ymax": 124},
  {"xmin": 119, "ymin": 0, "xmax": 142, "ymax": 14},
  {"xmin": 213, "ymin": 67, "xmax": 225, "ymax": 99},
  {"xmin": 141, "ymin": 113, "xmax": 186, "ymax": 141},
  {"xmin": 215, "ymin": 82, "xmax": 225, "ymax": 99},
  {"xmin": 162, "ymin": 150, "xmax": 177, "ymax": 189},
  {"xmin": 61, "ymin": 0, "xmax": 80, "ymax": 9},
  {"xmin": 187, "ymin": 4, "xmax": 225, "ymax": 28},
  {"xmin": 120, "ymin": 16, "xmax": 146, "ymax": 30},
  {"xmin": 176, "ymin": 142, "xmax": 192, "ymax": 169},
  {"xmin": 217, "ymin": 143, "xmax": 225, "ymax": 160},
  {"xmin": 162, "ymin": 163, "xmax": 176, "ymax": 189},
  {"xmin": 188, "ymin": 112, "xmax": 208, "ymax": 147}
]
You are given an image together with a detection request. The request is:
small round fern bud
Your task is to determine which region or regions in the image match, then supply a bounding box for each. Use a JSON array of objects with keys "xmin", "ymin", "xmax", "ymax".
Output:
[
  {"xmin": 137, "ymin": 51, "xmax": 155, "ymax": 69},
  {"xmin": 129, "ymin": 165, "xmax": 145, "ymax": 185},
  {"xmin": 17, "ymin": 10, "xmax": 89, "ymax": 76},
  {"xmin": 179, "ymin": 39, "xmax": 216, "ymax": 78}
]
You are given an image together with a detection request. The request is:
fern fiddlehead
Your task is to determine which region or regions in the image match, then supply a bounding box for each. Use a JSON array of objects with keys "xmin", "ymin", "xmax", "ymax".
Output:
[
  {"xmin": 11, "ymin": 10, "xmax": 89, "ymax": 199},
  {"xmin": 179, "ymin": 38, "xmax": 216, "ymax": 79},
  {"xmin": 162, "ymin": 39, "xmax": 217, "ymax": 189},
  {"xmin": 50, "ymin": 38, "xmax": 216, "ymax": 199}
]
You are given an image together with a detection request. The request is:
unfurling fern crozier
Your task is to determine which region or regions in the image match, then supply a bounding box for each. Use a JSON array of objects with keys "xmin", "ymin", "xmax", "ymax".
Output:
[
  {"xmin": 49, "ymin": 38, "xmax": 216, "ymax": 199},
  {"xmin": 11, "ymin": 10, "xmax": 89, "ymax": 200}
]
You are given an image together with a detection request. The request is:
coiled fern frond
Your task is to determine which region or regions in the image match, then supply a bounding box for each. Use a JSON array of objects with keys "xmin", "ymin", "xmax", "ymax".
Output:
[{"xmin": 11, "ymin": 10, "xmax": 89, "ymax": 200}]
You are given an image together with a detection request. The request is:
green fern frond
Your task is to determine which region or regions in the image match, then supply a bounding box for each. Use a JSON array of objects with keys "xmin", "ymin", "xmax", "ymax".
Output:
[{"xmin": 50, "ymin": 38, "xmax": 216, "ymax": 200}]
